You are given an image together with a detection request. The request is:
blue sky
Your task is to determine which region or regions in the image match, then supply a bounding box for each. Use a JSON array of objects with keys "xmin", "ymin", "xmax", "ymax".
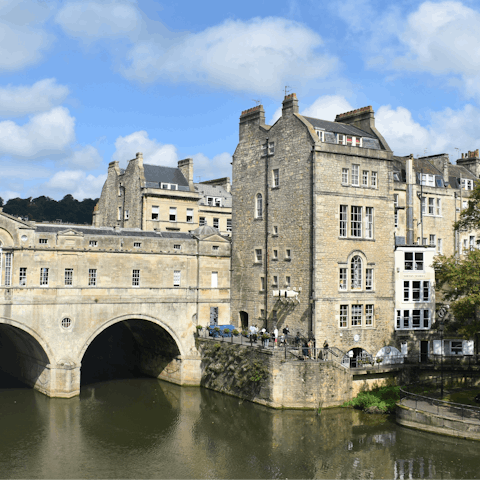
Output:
[{"xmin": 2, "ymin": 0, "xmax": 480, "ymax": 201}]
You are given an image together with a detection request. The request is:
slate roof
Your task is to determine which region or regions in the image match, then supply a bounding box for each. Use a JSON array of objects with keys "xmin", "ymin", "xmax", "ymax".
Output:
[
  {"xmin": 143, "ymin": 164, "xmax": 189, "ymax": 187},
  {"xmin": 35, "ymin": 224, "xmax": 193, "ymax": 239},
  {"xmin": 194, "ymin": 183, "xmax": 232, "ymax": 207},
  {"xmin": 301, "ymin": 116, "xmax": 377, "ymax": 139}
]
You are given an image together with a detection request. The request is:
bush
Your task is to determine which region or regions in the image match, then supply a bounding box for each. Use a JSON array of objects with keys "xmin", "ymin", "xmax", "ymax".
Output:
[
  {"xmin": 196, "ymin": 325, "xmax": 203, "ymax": 331},
  {"xmin": 232, "ymin": 329, "xmax": 240, "ymax": 336},
  {"xmin": 342, "ymin": 386, "xmax": 400, "ymax": 413}
]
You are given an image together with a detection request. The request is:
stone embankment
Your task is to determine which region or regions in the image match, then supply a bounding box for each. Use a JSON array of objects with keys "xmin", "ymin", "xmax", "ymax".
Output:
[{"xmin": 196, "ymin": 337, "xmax": 404, "ymax": 409}]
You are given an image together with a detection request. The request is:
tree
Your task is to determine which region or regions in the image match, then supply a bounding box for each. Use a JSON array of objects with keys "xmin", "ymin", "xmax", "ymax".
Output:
[
  {"xmin": 433, "ymin": 180, "xmax": 480, "ymax": 337},
  {"xmin": 433, "ymin": 251, "xmax": 480, "ymax": 337}
]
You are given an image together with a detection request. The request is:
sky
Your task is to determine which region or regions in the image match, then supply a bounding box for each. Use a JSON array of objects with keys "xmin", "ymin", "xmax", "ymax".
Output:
[{"xmin": 2, "ymin": 0, "xmax": 480, "ymax": 201}]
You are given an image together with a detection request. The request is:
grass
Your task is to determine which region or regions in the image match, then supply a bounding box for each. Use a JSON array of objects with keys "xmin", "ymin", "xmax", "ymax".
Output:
[
  {"xmin": 444, "ymin": 387, "xmax": 480, "ymax": 406},
  {"xmin": 342, "ymin": 386, "xmax": 401, "ymax": 413}
]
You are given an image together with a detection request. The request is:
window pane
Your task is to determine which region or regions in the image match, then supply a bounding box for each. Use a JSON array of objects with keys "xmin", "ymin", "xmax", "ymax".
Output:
[
  {"xmin": 351, "ymin": 256, "xmax": 362, "ymax": 289},
  {"xmin": 351, "ymin": 206, "xmax": 362, "ymax": 237}
]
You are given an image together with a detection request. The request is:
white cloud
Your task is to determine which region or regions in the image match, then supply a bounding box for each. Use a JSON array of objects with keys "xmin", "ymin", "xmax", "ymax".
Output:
[
  {"xmin": 55, "ymin": 0, "xmax": 142, "ymax": 41},
  {"xmin": 61, "ymin": 145, "xmax": 103, "ymax": 170},
  {"xmin": 376, "ymin": 103, "xmax": 480, "ymax": 157},
  {"xmin": 112, "ymin": 130, "xmax": 178, "ymax": 167},
  {"xmin": 0, "ymin": 0, "xmax": 54, "ymax": 72},
  {"xmin": 0, "ymin": 78, "xmax": 69, "ymax": 117},
  {"xmin": 44, "ymin": 170, "xmax": 107, "ymax": 200},
  {"xmin": 0, "ymin": 107, "xmax": 75, "ymax": 158},
  {"xmin": 301, "ymin": 95, "xmax": 354, "ymax": 121},
  {"xmin": 122, "ymin": 17, "xmax": 339, "ymax": 94},
  {"xmin": 0, "ymin": 190, "xmax": 21, "ymax": 202},
  {"xmin": 192, "ymin": 152, "xmax": 232, "ymax": 182}
]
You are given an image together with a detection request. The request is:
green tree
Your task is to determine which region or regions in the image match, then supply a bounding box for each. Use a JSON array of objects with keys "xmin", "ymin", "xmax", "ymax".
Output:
[{"xmin": 455, "ymin": 180, "xmax": 480, "ymax": 231}]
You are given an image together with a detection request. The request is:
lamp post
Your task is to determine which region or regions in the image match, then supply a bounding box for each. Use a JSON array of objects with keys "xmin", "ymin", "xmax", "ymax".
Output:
[{"xmin": 439, "ymin": 319, "xmax": 444, "ymax": 399}]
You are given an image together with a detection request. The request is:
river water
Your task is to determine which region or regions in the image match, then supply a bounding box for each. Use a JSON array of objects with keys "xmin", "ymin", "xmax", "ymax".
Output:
[{"xmin": 1, "ymin": 375, "xmax": 478, "ymax": 479}]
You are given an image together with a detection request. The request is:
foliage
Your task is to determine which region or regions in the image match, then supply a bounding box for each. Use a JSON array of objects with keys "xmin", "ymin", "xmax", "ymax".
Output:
[
  {"xmin": 342, "ymin": 386, "xmax": 400, "ymax": 413},
  {"xmin": 2, "ymin": 194, "xmax": 98, "ymax": 224},
  {"xmin": 454, "ymin": 180, "xmax": 480, "ymax": 232},
  {"xmin": 232, "ymin": 329, "xmax": 239, "ymax": 336},
  {"xmin": 433, "ymin": 250, "xmax": 480, "ymax": 337},
  {"xmin": 196, "ymin": 325, "xmax": 203, "ymax": 330},
  {"xmin": 249, "ymin": 361, "xmax": 268, "ymax": 383}
]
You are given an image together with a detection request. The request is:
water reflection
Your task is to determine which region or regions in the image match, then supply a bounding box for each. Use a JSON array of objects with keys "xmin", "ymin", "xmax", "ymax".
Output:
[{"xmin": 0, "ymin": 377, "xmax": 478, "ymax": 479}]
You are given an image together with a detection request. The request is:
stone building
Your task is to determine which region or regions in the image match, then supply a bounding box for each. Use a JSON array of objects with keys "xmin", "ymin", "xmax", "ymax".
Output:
[
  {"xmin": 93, "ymin": 153, "xmax": 232, "ymax": 236},
  {"xmin": 231, "ymin": 93, "xmax": 480, "ymax": 362},
  {"xmin": 0, "ymin": 210, "xmax": 230, "ymax": 397},
  {"xmin": 231, "ymin": 94, "xmax": 396, "ymax": 360}
]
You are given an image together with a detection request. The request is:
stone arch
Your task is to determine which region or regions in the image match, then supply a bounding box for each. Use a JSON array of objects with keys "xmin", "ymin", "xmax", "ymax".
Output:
[
  {"xmin": 0, "ymin": 228, "xmax": 15, "ymax": 247},
  {"xmin": 0, "ymin": 317, "xmax": 54, "ymax": 364},
  {"xmin": 79, "ymin": 313, "xmax": 186, "ymax": 362}
]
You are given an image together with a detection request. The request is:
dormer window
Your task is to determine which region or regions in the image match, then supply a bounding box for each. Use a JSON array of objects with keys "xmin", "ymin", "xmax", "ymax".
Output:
[
  {"xmin": 315, "ymin": 129, "xmax": 324, "ymax": 142},
  {"xmin": 337, "ymin": 134, "xmax": 345, "ymax": 145},
  {"xmin": 421, "ymin": 174, "xmax": 435, "ymax": 187},
  {"xmin": 207, "ymin": 196, "xmax": 222, "ymax": 206},
  {"xmin": 161, "ymin": 183, "xmax": 177, "ymax": 190},
  {"xmin": 462, "ymin": 179, "xmax": 474, "ymax": 190}
]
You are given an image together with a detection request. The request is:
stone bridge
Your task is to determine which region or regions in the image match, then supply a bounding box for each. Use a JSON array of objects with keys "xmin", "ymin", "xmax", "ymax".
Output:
[{"xmin": 0, "ymin": 212, "xmax": 231, "ymax": 397}]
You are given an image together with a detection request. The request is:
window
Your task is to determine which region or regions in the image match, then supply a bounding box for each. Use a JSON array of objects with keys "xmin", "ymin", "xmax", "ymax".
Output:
[
  {"xmin": 64, "ymin": 268, "xmax": 73, "ymax": 286},
  {"xmin": 337, "ymin": 134, "xmax": 345, "ymax": 145},
  {"xmin": 207, "ymin": 197, "xmax": 214, "ymax": 206},
  {"xmin": 88, "ymin": 269, "xmax": 97, "ymax": 286},
  {"xmin": 462, "ymin": 179, "xmax": 474, "ymax": 190},
  {"xmin": 421, "ymin": 174, "xmax": 435, "ymax": 187},
  {"xmin": 226, "ymin": 219, "xmax": 232, "ymax": 232},
  {"xmin": 351, "ymin": 305, "xmax": 362, "ymax": 326},
  {"xmin": 39, "ymin": 238, "xmax": 48, "ymax": 244},
  {"xmin": 132, "ymin": 269, "xmax": 140, "ymax": 287},
  {"xmin": 273, "ymin": 169, "xmax": 280, "ymax": 187},
  {"xmin": 213, "ymin": 218, "xmax": 219, "ymax": 229},
  {"xmin": 152, "ymin": 206, "xmax": 159, "ymax": 220},
  {"xmin": 403, "ymin": 281, "xmax": 430, "ymax": 302},
  {"xmin": 365, "ymin": 305, "xmax": 374, "ymax": 327},
  {"xmin": 19, "ymin": 267, "xmax": 27, "ymax": 286},
  {"xmin": 273, "ymin": 249, "xmax": 278, "ymax": 260},
  {"xmin": 285, "ymin": 249, "xmax": 291, "ymax": 260},
  {"xmin": 256, "ymin": 193, "xmax": 263, "ymax": 218},
  {"xmin": 463, "ymin": 238, "xmax": 468, "ymax": 253},
  {"xmin": 186, "ymin": 209, "xmax": 194, "ymax": 223},
  {"xmin": 404, "ymin": 252, "xmax": 423, "ymax": 270},
  {"xmin": 422, "ymin": 237, "xmax": 427, "ymax": 246},
  {"xmin": 342, "ymin": 168, "xmax": 349, "ymax": 184},
  {"xmin": 340, "ymin": 305, "xmax": 348, "ymax": 328},
  {"xmin": 428, "ymin": 198, "xmax": 434, "ymax": 215},
  {"xmin": 470, "ymin": 236, "xmax": 475, "ymax": 250},
  {"xmin": 174, "ymin": 244, "xmax": 181, "ymax": 251},
  {"xmin": 371, "ymin": 172, "xmax": 377, "ymax": 187},
  {"xmin": 285, "ymin": 276, "xmax": 291, "ymax": 286},
  {"xmin": 438, "ymin": 238, "xmax": 443, "ymax": 255},
  {"xmin": 262, "ymin": 142, "xmax": 275, "ymax": 156},
  {"xmin": 366, "ymin": 268, "xmax": 373, "ymax": 290},
  {"xmin": 212, "ymin": 245, "xmax": 219, "ymax": 252},
  {"xmin": 40, "ymin": 267, "xmax": 49, "ymax": 286},
  {"xmin": 339, "ymin": 268, "xmax": 347, "ymax": 290},
  {"xmin": 124, "ymin": 209, "xmax": 129, "ymax": 220},
  {"xmin": 429, "ymin": 234, "xmax": 436, "ymax": 247},
  {"xmin": 436, "ymin": 198, "xmax": 442, "ymax": 216},
  {"xmin": 395, "ymin": 309, "xmax": 431, "ymax": 330},
  {"xmin": 365, "ymin": 207, "xmax": 373, "ymax": 239},
  {"xmin": 272, "ymin": 275, "xmax": 278, "ymax": 286},
  {"xmin": 255, "ymin": 249, "xmax": 262, "ymax": 263},
  {"xmin": 169, "ymin": 207, "xmax": 177, "ymax": 222},
  {"xmin": 273, "ymin": 225, "xmax": 278, "ymax": 236},
  {"xmin": 89, "ymin": 240, "xmax": 97, "ymax": 247},
  {"xmin": 211, "ymin": 272, "xmax": 218, "ymax": 288},
  {"xmin": 462, "ymin": 200, "xmax": 468, "ymax": 210},
  {"xmin": 450, "ymin": 340, "xmax": 463, "ymax": 355},
  {"xmin": 134, "ymin": 242, "xmax": 141, "ymax": 248},
  {"xmin": 173, "ymin": 270, "xmax": 181, "ymax": 287},
  {"xmin": 362, "ymin": 170, "xmax": 369, "ymax": 187},
  {"xmin": 351, "ymin": 206, "xmax": 362, "ymax": 237},
  {"xmin": 394, "ymin": 194, "xmax": 399, "ymax": 227},
  {"xmin": 199, "ymin": 217, "xmax": 206, "ymax": 226},
  {"xmin": 161, "ymin": 183, "xmax": 177, "ymax": 190},
  {"xmin": 351, "ymin": 256, "xmax": 362, "ymax": 289},
  {"xmin": 315, "ymin": 129, "xmax": 325, "ymax": 141},
  {"xmin": 118, "ymin": 207, "xmax": 122, "ymax": 221},
  {"xmin": 260, "ymin": 276, "xmax": 265, "ymax": 291},
  {"xmin": 339, "ymin": 205, "xmax": 347, "ymax": 237},
  {"xmin": 421, "ymin": 197, "xmax": 426, "ymax": 215},
  {"xmin": 352, "ymin": 165, "xmax": 359, "ymax": 186},
  {"xmin": 4, "ymin": 253, "xmax": 11, "ymax": 287}
]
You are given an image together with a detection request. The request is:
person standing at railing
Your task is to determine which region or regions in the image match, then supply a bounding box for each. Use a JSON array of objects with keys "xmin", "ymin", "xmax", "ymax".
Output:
[
  {"xmin": 274, "ymin": 326, "xmax": 278, "ymax": 348},
  {"xmin": 323, "ymin": 340, "xmax": 329, "ymax": 360},
  {"xmin": 283, "ymin": 325, "xmax": 290, "ymax": 345}
]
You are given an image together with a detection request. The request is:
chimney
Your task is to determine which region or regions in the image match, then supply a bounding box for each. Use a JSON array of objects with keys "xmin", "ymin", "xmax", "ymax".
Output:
[
  {"xmin": 178, "ymin": 158, "xmax": 194, "ymax": 190},
  {"xmin": 335, "ymin": 106, "xmax": 391, "ymax": 151},
  {"xmin": 134, "ymin": 152, "xmax": 143, "ymax": 165},
  {"xmin": 406, "ymin": 154, "xmax": 414, "ymax": 245},
  {"xmin": 239, "ymin": 105, "xmax": 265, "ymax": 142},
  {"xmin": 282, "ymin": 93, "xmax": 299, "ymax": 116},
  {"xmin": 457, "ymin": 148, "xmax": 480, "ymax": 178}
]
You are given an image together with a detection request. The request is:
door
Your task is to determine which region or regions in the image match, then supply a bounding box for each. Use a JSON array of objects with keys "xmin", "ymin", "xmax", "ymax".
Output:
[
  {"xmin": 240, "ymin": 311, "xmax": 248, "ymax": 330},
  {"xmin": 420, "ymin": 341, "xmax": 429, "ymax": 363}
]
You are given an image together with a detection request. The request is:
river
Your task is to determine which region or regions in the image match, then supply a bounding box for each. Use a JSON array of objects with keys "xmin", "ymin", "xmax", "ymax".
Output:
[{"xmin": 0, "ymin": 375, "xmax": 478, "ymax": 479}]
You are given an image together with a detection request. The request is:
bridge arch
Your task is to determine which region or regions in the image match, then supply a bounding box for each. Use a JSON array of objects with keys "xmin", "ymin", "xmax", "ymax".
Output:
[
  {"xmin": 78, "ymin": 314, "xmax": 186, "ymax": 388},
  {"xmin": 0, "ymin": 317, "xmax": 54, "ymax": 390}
]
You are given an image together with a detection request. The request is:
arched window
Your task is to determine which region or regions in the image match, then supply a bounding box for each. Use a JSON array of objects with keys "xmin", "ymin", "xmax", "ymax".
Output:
[
  {"xmin": 256, "ymin": 193, "xmax": 263, "ymax": 218},
  {"xmin": 351, "ymin": 255, "xmax": 362, "ymax": 289}
]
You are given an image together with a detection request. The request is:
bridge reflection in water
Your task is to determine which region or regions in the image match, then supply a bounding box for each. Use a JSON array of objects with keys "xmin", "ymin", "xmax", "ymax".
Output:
[{"xmin": 0, "ymin": 377, "xmax": 478, "ymax": 479}]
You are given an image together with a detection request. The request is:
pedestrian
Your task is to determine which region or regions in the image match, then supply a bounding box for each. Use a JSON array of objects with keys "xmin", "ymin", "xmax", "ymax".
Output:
[
  {"xmin": 307, "ymin": 339, "xmax": 313, "ymax": 359},
  {"xmin": 283, "ymin": 325, "xmax": 290, "ymax": 345},
  {"xmin": 295, "ymin": 331, "xmax": 301, "ymax": 347},
  {"xmin": 323, "ymin": 339, "xmax": 329, "ymax": 360},
  {"xmin": 263, "ymin": 330, "xmax": 270, "ymax": 348},
  {"xmin": 274, "ymin": 326, "xmax": 278, "ymax": 348}
]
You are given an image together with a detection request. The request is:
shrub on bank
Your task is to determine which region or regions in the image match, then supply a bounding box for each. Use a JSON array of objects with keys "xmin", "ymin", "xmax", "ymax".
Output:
[{"xmin": 342, "ymin": 386, "xmax": 400, "ymax": 413}]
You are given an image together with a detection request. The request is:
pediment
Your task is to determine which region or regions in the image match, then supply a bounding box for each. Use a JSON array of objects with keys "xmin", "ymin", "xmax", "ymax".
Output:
[
  {"xmin": 200, "ymin": 233, "xmax": 230, "ymax": 243},
  {"xmin": 57, "ymin": 229, "xmax": 84, "ymax": 237}
]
